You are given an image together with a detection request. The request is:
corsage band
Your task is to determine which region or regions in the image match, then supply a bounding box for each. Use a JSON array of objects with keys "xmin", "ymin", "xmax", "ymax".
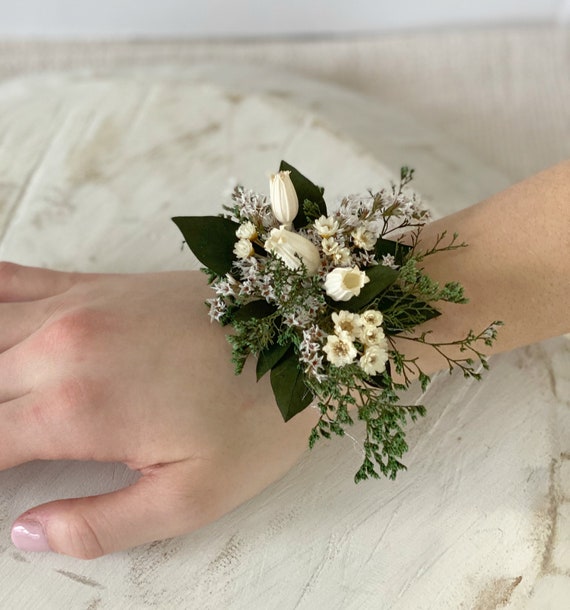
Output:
[{"xmin": 173, "ymin": 162, "xmax": 502, "ymax": 483}]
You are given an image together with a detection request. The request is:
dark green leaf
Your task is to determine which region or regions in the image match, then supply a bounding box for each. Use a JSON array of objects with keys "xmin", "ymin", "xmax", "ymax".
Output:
[
  {"xmin": 343, "ymin": 264, "xmax": 399, "ymax": 313},
  {"xmin": 270, "ymin": 350, "xmax": 313, "ymax": 422},
  {"xmin": 256, "ymin": 340, "xmax": 291, "ymax": 381},
  {"xmin": 374, "ymin": 238, "xmax": 412, "ymax": 266},
  {"xmin": 379, "ymin": 288, "xmax": 441, "ymax": 333},
  {"xmin": 364, "ymin": 361, "xmax": 392, "ymax": 389},
  {"xmin": 172, "ymin": 216, "xmax": 239, "ymax": 276},
  {"xmin": 279, "ymin": 160, "xmax": 327, "ymax": 229},
  {"xmin": 233, "ymin": 300, "xmax": 277, "ymax": 322}
]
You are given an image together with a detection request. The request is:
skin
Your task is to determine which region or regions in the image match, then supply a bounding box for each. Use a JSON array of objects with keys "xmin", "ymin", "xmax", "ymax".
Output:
[{"xmin": 1, "ymin": 160, "xmax": 568, "ymax": 559}]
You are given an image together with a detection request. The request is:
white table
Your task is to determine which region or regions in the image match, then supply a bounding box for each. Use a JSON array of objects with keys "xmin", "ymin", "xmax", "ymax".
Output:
[{"xmin": 0, "ymin": 64, "xmax": 568, "ymax": 609}]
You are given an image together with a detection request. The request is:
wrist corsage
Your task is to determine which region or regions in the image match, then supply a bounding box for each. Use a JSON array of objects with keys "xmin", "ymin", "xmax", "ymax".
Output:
[{"xmin": 173, "ymin": 162, "xmax": 502, "ymax": 483}]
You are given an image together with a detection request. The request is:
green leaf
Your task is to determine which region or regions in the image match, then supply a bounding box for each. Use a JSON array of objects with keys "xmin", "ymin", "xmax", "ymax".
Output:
[
  {"xmin": 233, "ymin": 300, "xmax": 277, "ymax": 322},
  {"xmin": 279, "ymin": 160, "xmax": 327, "ymax": 229},
  {"xmin": 172, "ymin": 216, "xmax": 239, "ymax": 276},
  {"xmin": 374, "ymin": 238, "xmax": 412, "ymax": 266},
  {"xmin": 343, "ymin": 264, "xmax": 399, "ymax": 313},
  {"xmin": 256, "ymin": 340, "xmax": 291, "ymax": 381},
  {"xmin": 364, "ymin": 362, "xmax": 392, "ymax": 389},
  {"xmin": 379, "ymin": 288, "xmax": 441, "ymax": 333},
  {"xmin": 270, "ymin": 350, "xmax": 313, "ymax": 421}
]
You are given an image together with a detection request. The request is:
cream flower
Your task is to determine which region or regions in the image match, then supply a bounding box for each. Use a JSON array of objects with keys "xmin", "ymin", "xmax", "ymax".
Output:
[
  {"xmin": 234, "ymin": 238, "xmax": 254, "ymax": 259},
  {"xmin": 265, "ymin": 226, "xmax": 321, "ymax": 275},
  {"xmin": 323, "ymin": 331, "xmax": 357, "ymax": 367},
  {"xmin": 351, "ymin": 226, "xmax": 376, "ymax": 250},
  {"xmin": 331, "ymin": 247, "xmax": 352, "ymax": 266},
  {"xmin": 360, "ymin": 325, "xmax": 387, "ymax": 347},
  {"xmin": 235, "ymin": 221, "xmax": 257, "ymax": 240},
  {"xmin": 331, "ymin": 310, "xmax": 363, "ymax": 340},
  {"xmin": 314, "ymin": 215, "xmax": 340, "ymax": 238},
  {"xmin": 324, "ymin": 267, "xmax": 370, "ymax": 301},
  {"xmin": 360, "ymin": 309, "xmax": 384, "ymax": 327},
  {"xmin": 321, "ymin": 237, "xmax": 340, "ymax": 256},
  {"xmin": 269, "ymin": 170, "xmax": 298, "ymax": 227},
  {"xmin": 359, "ymin": 345, "xmax": 389, "ymax": 375}
]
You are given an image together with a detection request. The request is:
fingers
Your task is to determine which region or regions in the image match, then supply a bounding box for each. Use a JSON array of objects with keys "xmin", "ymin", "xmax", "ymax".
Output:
[
  {"xmin": 0, "ymin": 300, "xmax": 54, "ymax": 353},
  {"xmin": 0, "ymin": 261, "xmax": 81, "ymax": 302},
  {"xmin": 11, "ymin": 462, "xmax": 222, "ymax": 559}
]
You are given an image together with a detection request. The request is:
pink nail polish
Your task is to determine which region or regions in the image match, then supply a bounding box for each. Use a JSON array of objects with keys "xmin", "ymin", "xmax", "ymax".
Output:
[{"xmin": 11, "ymin": 520, "xmax": 52, "ymax": 552}]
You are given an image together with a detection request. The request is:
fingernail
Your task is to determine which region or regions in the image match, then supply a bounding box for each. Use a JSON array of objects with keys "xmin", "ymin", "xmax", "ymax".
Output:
[{"xmin": 11, "ymin": 519, "xmax": 52, "ymax": 552}]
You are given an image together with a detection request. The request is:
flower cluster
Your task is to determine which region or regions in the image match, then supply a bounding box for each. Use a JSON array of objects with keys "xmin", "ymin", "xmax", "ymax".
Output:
[{"xmin": 173, "ymin": 161, "xmax": 501, "ymax": 483}]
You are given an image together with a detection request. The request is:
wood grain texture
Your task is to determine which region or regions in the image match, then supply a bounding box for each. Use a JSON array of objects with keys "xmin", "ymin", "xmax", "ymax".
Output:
[{"xmin": 0, "ymin": 65, "xmax": 568, "ymax": 609}]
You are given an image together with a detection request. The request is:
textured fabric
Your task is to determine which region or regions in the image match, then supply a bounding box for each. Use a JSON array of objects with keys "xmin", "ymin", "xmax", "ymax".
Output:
[{"xmin": 0, "ymin": 26, "xmax": 568, "ymax": 183}]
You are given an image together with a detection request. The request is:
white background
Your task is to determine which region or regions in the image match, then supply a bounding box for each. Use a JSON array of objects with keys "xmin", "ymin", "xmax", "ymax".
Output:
[{"xmin": 0, "ymin": 0, "xmax": 568, "ymax": 38}]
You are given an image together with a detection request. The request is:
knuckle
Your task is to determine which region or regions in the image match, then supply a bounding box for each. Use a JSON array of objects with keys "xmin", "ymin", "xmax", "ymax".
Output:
[
  {"xmin": 60, "ymin": 513, "xmax": 106, "ymax": 560},
  {"xmin": 42, "ymin": 309, "xmax": 99, "ymax": 355}
]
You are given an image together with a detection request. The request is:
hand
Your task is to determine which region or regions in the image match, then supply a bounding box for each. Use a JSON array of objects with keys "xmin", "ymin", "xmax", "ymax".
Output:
[{"xmin": 0, "ymin": 262, "xmax": 319, "ymax": 559}]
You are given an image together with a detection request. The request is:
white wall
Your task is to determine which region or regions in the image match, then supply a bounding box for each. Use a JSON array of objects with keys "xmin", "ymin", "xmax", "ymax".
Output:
[{"xmin": 0, "ymin": 0, "xmax": 567, "ymax": 38}]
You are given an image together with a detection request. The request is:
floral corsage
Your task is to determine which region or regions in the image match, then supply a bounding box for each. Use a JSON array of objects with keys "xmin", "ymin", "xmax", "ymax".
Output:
[{"xmin": 173, "ymin": 162, "xmax": 502, "ymax": 482}]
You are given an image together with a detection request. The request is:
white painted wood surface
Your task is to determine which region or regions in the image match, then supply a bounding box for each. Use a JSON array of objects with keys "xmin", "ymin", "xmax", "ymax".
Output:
[{"xmin": 0, "ymin": 64, "xmax": 568, "ymax": 609}]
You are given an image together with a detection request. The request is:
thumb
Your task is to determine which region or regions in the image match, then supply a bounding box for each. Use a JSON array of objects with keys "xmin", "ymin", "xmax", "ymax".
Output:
[{"xmin": 10, "ymin": 464, "xmax": 214, "ymax": 559}]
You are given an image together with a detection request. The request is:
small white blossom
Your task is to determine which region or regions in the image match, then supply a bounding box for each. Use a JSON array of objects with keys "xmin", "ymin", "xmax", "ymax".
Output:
[
  {"xmin": 314, "ymin": 215, "xmax": 340, "ymax": 238},
  {"xmin": 359, "ymin": 345, "xmax": 389, "ymax": 375},
  {"xmin": 269, "ymin": 171, "xmax": 298, "ymax": 227},
  {"xmin": 351, "ymin": 226, "xmax": 376, "ymax": 250},
  {"xmin": 360, "ymin": 309, "xmax": 384, "ymax": 327},
  {"xmin": 381, "ymin": 253, "xmax": 399, "ymax": 269},
  {"xmin": 212, "ymin": 274, "xmax": 240, "ymax": 297},
  {"xmin": 321, "ymin": 237, "xmax": 340, "ymax": 256},
  {"xmin": 323, "ymin": 331, "xmax": 357, "ymax": 367},
  {"xmin": 234, "ymin": 238, "xmax": 254, "ymax": 259},
  {"xmin": 331, "ymin": 310, "xmax": 363, "ymax": 341},
  {"xmin": 324, "ymin": 267, "xmax": 370, "ymax": 301},
  {"xmin": 207, "ymin": 297, "xmax": 227, "ymax": 322},
  {"xmin": 236, "ymin": 221, "xmax": 257, "ymax": 240},
  {"xmin": 331, "ymin": 247, "xmax": 352, "ymax": 266},
  {"xmin": 265, "ymin": 226, "xmax": 321, "ymax": 275},
  {"xmin": 360, "ymin": 325, "xmax": 387, "ymax": 347}
]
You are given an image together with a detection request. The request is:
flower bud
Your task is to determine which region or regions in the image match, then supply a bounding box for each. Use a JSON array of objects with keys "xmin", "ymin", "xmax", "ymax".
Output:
[
  {"xmin": 270, "ymin": 171, "xmax": 299, "ymax": 227},
  {"xmin": 324, "ymin": 266, "xmax": 370, "ymax": 301},
  {"xmin": 265, "ymin": 226, "xmax": 321, "ymax": 275}
]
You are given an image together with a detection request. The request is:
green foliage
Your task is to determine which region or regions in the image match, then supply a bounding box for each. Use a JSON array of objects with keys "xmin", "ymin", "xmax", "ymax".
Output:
[
  {"xmin": 270, "ymin": 351, "xmax": 314, "ymax": 421},
  {"xmin": 172, "ymin": 216, "xmax": 239, "ymax": 276},
  {"xmin": 256, "ymin": 340, "xmax": 291, "ymax": 381},
  {"xmin": 342, "ymin": 264, "xmax": 399, "ymax": 313}
]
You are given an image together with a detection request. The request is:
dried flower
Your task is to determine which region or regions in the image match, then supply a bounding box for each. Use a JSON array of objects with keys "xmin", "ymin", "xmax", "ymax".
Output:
[
  {"xmin": 323, "ymin": 331, "xmax": 357, "ymax": 367},
  {"xmin": 331, "ymin": 310, "xmax": 363, "ymax": 340},
  {"xmin": 269, "ymin": 170, "xmax": 299, "ymax": 227},
  {"xmin": 359, "ymin": 345, "xmax": 389, "ymax": 375},
  {"xmin": 360, "ymin": 309, "xmax": 384, "ymax": 327},
  {"xmin": 265, "ymin": 226, "xmax": 321, "ymax": 275},
  {"xmin": 351, "ymin": 226, "xmax": 376, "ymax": 250},
  {"xmin": 324, "ymin": 266, "xmax": 370, "ymax": 301},
  {"xmin": 236, "ymin": 221, "xmax": 257, "ymax": 240},
  {"xmin": 314, "ymin": 215, "xmax": 340, "ymax": 238},
  {"xmin": 234, "ymin": 238, "xmax": 254, "ymax": 259}
]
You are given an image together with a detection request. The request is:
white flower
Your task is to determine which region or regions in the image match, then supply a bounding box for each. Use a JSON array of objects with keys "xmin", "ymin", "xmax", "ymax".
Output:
[
  {"xmin": 331, "ymin": 310, "xmax": 363, "ymax": 340},
  {"xmin": 269, "ymin": 170, "xmax": 298, "ymax": 227},
  {"xmin": 359, "ymin": 345, "xmax": 389, "ymax": 375},
  {"xmin": 236, "ymin": 221, "xmax": 257, "ymax": 240},
  {"xmin": 360, "ymin": 309, "xmax": 384, "ymax": 327},
  {"xmin": 314, "ymin": 215, "xmax": 340, "ymax": 238},
  {"xmin": 381, "ymin": 253, "xmax": 399, "ymax": 269},
  {"xmin": 351, "ymin": 226, "xmax": 376, "ymax": 250},
  {"xmin": 234, "ymin": 238, "xmax": 254, "ymax": 259},
  {"xmin": 323, "ymin": 331, "xmax": 357, "ymax": 367},
  {"xmin": 360, "ymin": 325, "xmax": 387, "ymax": 347},
  {"xmin": 265, "ymin": 226, "xmax": 321, "ymax": 275},
  {"xmin": 331, "ymin": 247, "xmax": 352, "ymax": 266},
  {"xmin": 324, "ymin": 266, "xmax": 370, "ymax": 301},
  {"xmin": 321, "ymin": 237, "xmax": 340, "ymax": 256}
]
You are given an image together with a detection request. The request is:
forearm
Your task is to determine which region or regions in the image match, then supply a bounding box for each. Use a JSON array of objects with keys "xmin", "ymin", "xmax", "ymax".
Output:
[{"xmin": 393, "ymin": 160, "xmax": 570, "ymax": 375}]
